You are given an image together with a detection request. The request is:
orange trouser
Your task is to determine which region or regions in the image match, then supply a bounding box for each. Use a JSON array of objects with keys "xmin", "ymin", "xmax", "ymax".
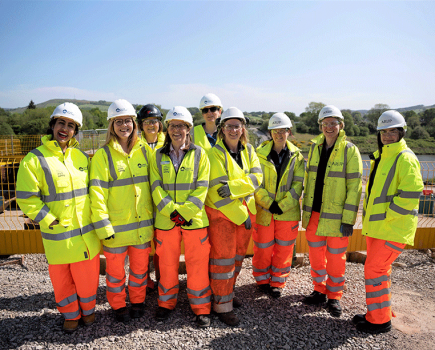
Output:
[
  {"xmin": 104, "ymin": 243, "xmax": 151, "ymax": 310},
  {"xmin": 365, "ymin": 236, "xmax": 405, "ymax": 324},
  {"xmin": 305, "ymin": 211, "xmax": 349, "ymax": 300},
  {"xmin": 206, "ymin": 205, "xmax": 255, "ymax": 313},
  {"xmin": 48, "ymin": 254, "xmax": 99, "ymax": 320},
  {"xmin": 155, "ymin": 226, "xmax": 211, "ymax": 315},
  {"xmin": 253, "ymin": 218, "xmax": 299, "ymax": 288}
]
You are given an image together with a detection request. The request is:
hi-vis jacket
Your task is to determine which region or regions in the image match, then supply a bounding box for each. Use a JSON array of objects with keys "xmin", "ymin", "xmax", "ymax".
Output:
[
  {"xmin": 16, "ymin": 135, "xmax": 101, "ymax": 265},
  {"xmin": 141, "ymin": 132, "xmax": 165, "ymax": 153},
  {"xmin": 302, "ymin": 130, "xmax": 362, "ymax": 236},
  {"xmin": 150, "ymin": 143, "xmax": 210, "ymax": 230},
  {"xmin": 190, "ymin": 125, "xmax": 214, "ymax": 153},
  {"xmin": 205, "ymin": 140, "xmax": 263, "ymax": 225},
  {"xmin": 255, "ymin": 140, "xmax": 304, "ymax": 226},
  {"xmin": 362, "ymin": 139, "xmax": 423, "ymax": 245},
  {"xmin": 89, "ymin": 139, "xmax": 154, "ymax": 247}
]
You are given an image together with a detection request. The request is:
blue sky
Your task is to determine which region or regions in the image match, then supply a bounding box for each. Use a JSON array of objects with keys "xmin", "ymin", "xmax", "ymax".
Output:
[{"xmin": 1, "ymin": 1, "xmax": 434, "ymax": 115}]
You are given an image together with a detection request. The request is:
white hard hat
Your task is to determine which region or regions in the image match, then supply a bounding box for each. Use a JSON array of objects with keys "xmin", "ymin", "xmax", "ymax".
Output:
[
  {"xmin": 377, "ymin": 110, "xmax": 407, "ymax": 131},
  {"xmin": 199, "ymin": 93, "xmax": 223, "ymax": 110},
  {"xmin": 318, "ymin": 105, "xmax": 343, "ymax": 123},
  {"xmin": 107, "ymin": 99, "xmax": 136, "ymax": 120},
  {"xmin": 165, "ymin": 106, "xmax": 193, "ymax": 127},
  {"xmin": 268, "ymin": 113, "xmax": 292, "ymax": 130},
  {"xmin": 220, "ymin": 107, "xmax": 246, "ymax": 123},
  {"xmin": 51, "ymin": 102, "xmax": 83, "ymax": 127}
]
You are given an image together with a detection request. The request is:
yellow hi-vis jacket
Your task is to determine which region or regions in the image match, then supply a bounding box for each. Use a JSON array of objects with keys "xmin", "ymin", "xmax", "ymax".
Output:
[
  {"xmin": 89, "ymin": 139, "xmax": 154, "ymax": 247},
  {"xmin": 149, "ymin": 142, "xmax": 210, "ymax": 230},
  {"xmin": 362, "ymin": 139, "xmax": 423, "ymax": 245},
  {"xmin": 302, "ymin": 130, "xmax": 362, "ymax": 237},
  {"xmin": 255, "ymin": 140, "xmax": 304, "ymax": 226},
  {"xmin": 16, "ymin": 135, "xmax": 101, "ymax": 265},
  {"xmin": 205, "ymin": 140, "xmax": 263, "ymax": 225},
  {"xmin": 190, "ymin": 124, "xmax": 214, "ymax": 153},
  {"xmin": 141, "ymin": 132, "xmax": 165, "ymax": 153}
]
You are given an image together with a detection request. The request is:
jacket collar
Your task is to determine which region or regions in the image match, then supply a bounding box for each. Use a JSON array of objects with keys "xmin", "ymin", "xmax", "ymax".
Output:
[
  {"xmin": 42, "ymin": 134, "xmax": 79, "ymax": 154},
  {"xmin": 160, "ymin": 141, "xmax": 197, "ymax": 155},
  {"xmin": 312, "ymin": 129, "xmax": 346, "ymax": 146}
]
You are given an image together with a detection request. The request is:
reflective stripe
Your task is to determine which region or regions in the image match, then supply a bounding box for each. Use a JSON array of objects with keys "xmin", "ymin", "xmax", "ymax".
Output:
[
  {"xmin": 192, "ymin": 147, "xmax": 202, "ymax": 189},
  {"xmin": 326, "ymin": 284, "xmax": 344, "ymax": 292},
  {"xmin": 327, "ymin": 246, "xmax": 347, "ymax": 255},
  {"xmin": 186, "ymin": 286, "xmax": 211, "ymax": 297},
  {"xmin": 129, "ymin": 279, "xmax": 148, "ymax": 287},
  {"xmin": 82, "ymin": 307, "xmax": 95, "ymax": 316},
  {"xmin": 103, "ymin": 246, "xmax": 128, "ymax": 254},
  {"xmin": 90, "ymin": 179, "xmax": 109, "ymax": 189},
  {"xmin": 327, "ymin": 171, "xmax": 346, "ymax": 178},
  {"xmin": 108, "ymin": 176, "xmax": 149, "ymax": 188},
  {"xmin": 163, "ymin": 183, "xmax": 192, "ymax": 191},
  {"xmin": 57, "ymin": 293, "xmax": 78, "ymax": 307},
  {"xmin": 132, "ymin": 242, "xmax": 151, "ymax": 249},
  {"xmin": 311, "ymin": 268, "xmax": 327, "ymax": 276},
  {"xmin": 40, "ymin": 187, "xmax": 89, "ymax": 202},
  {"xmin": 367, "ymin": 300, "xmax": 391, "ymax": 312},
  {"xmin": 159, "ymin": 294, "xmax": 178, "ymax": 302},
  {"xmin": 41, "ymin": 223, "xmax": 95, "ymax": 241},
  {"xmin": 363, "ymin": 208, "xmax": 366, "ymax": 217},
  {"xmin": 209, "ymin": 257, "xmax": 235, "ymax": 266},
  {"xmin": 215, "ymin": 197, "xmax": 233, "ymax": 208},
  {"xmin": 254, "ymin": 239, "xmax": 275, "ymax": 249},
  {"xmin": 328, "ymin": 275, "xmax": 345, "ymax": 284},
  {"xmin": 253, "ymin": 265, "xmax": 271, "ymax": 273},
  {"xmin": 281, "ymin": 157, "xmax": 296, "ymax": 195},
  {"xmin": 35, "ymin": 205, "xmax": 50, "ymax": 223},
  {"xmin": 399, "ymin": 191, "xmax": 421, "ymax": 199},
  {"xmin": 389, "ymin": 202, "xmax": 414, "ymax": 216},
  {"xmin": 214, "ymin": 292, "xmax": 234, "ymax": 303},
  {"xmin": 309, "ymin": 165, "xmax": 318, "ymax": 172},
  {"xmin": 210, "ymin": 271, "xmax": 235, "ymax": 280},
  {"xmin": 103, "ymin": 146, "xmax": 117, "ymax": 181},
  {"xmin": 16, "ymin": 190, "xmax": 40, "ymax": 199},
  {"xmin": 255, "ymin": 274, "xmax": 271, "ymax": 282},
  {"xmin": 235, "ymin": 254, "xmax": 245, "ymax": 261},
  {"xmin": 106, "ymin": 273, "xmax": 125, "ymax": 284},
  {"xmin": 158, "ymin": 282, "xmax": 179, "ymax": 294},
  {"xmin": 197, "ymin": 180, "xmax": 209, "ymax": 187},
  {"xmin": 369, "ymin": 213, "xmax": 386, "ymax": 221},
  {"xmin": 157, "ymin": 195, "xmax": 173, "ymax": 211},
  {"xmin": 271, "ymin": 265, "xmax": 291, "ymax": 273},
  {"xmin": 344, "ymin": 203, "xmax": 359, "ymax": 212},
  {"xmin": 366, "ymin": 288, "xmax": 390, "ymax": 299},
  {"xmin": 313, "ymin": 276, "xmax": 327, "ymax": 283},
  {"xmin": 320, "ymin": 212, "xmax": 342, "ymax": 220},
  {"xmin": 235, "ymin": 265, "xmax": 242, "ymax": 273},
  {"xmin": 30, "ymin": 149, "xmax": 56, "ymax": 202},
  {"xmin": 346, "ymin": 172, "xmax": 361, "ymax": 179},
  {"xmin": 385, "ymin": 241, "xmax": 404, "ymax": 253},
  {"xmin": 271, "ymin": 276, "xmax": 286, "ymax": 283},
  {"xmin": 107, "ymin": 284, "xmax": 126, "ymax": 293},
  {"xmin": 62, "ymin": 309, "xmax": 81, "ymax": 320},
  {"xmin": 200, "ymin": 233, "xmax": 209, "ymax": 244},
  {"xmin": 141, "ymin": 146, "xmax": 148, "ymax": 165},
  {"xmin": 293, "ymin": 176, "xmax": 304, "ymax": 182},
  {"xmin": 155, "ymin": 237, "xmax": 162, "ymax": 245},
  {"xmin": 365, "ymin": 275, "xmax": 390, "ymax": 286},
  {"xmin": 187, "ymin": 196, "xmax": 204, "ymax": 210},
  {"xmin": 189, "ymin": 295, "xmax": 212, "ymax": 305},
  {"xmin": 289, "ymin": 188, "xmax": 300, "ymax": 200},
  {"xmin": 93, "ymin": 218, "xmax": 111, "ymax": 230},
  {"xmin": 248, "ymin": 174, "xmax": 259, "ymax": 188},
  {"xmin": 303, "ymin": 205, "xmax": 312, "ymax": 213},
  {"xmin": 129, "ymin": 268, "xmax": 148, "ymax": 280},
  {"xmin": 250, "ymin": 167, "xmax": 262, "ymax": 174},
  {"xmin": 275, "ymin": 238, "xmax": 296, "ymax": 247},
  {"xmin": 78, "ymin": 294, "xmax": 96, "ymax": 304},
  {"xmin": 307, "ymin": 240, "xmax": 326, "ymax": 248},
  {"xmin": 291, "ymin": 223, "xmax": 299, "ymax": 231}
]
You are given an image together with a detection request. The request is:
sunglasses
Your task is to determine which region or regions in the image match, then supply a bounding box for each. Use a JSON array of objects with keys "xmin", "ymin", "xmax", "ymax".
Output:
[
  {"xmin": 321, "ymin": 121, "xmax": 340, "ymax": 128},
  {"xmin": 202, "ymin": 106, "xmax": 219, "ymax": 114}
]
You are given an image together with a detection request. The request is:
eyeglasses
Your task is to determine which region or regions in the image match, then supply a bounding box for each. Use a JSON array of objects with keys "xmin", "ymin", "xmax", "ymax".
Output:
[
  {"xmin": 143, "ymin": 119, "xmax": 159, "ymax": 125},
  {"xmin": 271, "ymin": 128, "xmax": 290, "ymax": 134},
  {"xmin": 202, "ymin": 106, "xmax": 219, "ymax": 114},
  {"xmin": 321, "ymin": 121, "xmax": 340, "ymax": 128},
  {"xmin": 223, "ymin": 124, "xmax": 242, "ymax": 131},
  {"xmin": 114, "ymin": 118, "xmax": 133, "ymax": 126},
  {"xmin": 380, "ymin": 129, "xmax": 399, "ymax": 136},
  {"xmin": 168, "ymin": 124, "xmax": 188, "ymax": 131}
]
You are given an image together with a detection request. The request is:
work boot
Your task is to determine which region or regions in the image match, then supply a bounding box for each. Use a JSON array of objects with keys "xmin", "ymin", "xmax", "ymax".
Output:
[
  {"xmin": 81, "ymin": 313, "xmax": 95, "ymax": 326},
  {"xmin": 352, "ymin": 314, "xmax": 366, "ymax": 325},
  {"xmin": 63, "ymin": 319, "xmax": 79, "ymax": 333},
  {"xmin": 156, "ymin": 307, "xmax": 172, "ymax": 321},
  {"xmin": 258, "ymin": 284, "xmax": 271, "ymax": 294},
  {"xmin": 356, "ymin": 319, "xmax": 392, "ymax": 334},
  {"xmin": 327, "ymin": 299, "xmax": 342, "ymax": 317},
  {"xmin": 303, "ymin": 291, "xmax": 327, "ymax": 305},
  {"xmin": 130, "ymin": 303, "xmax": 145, "ymax": 319},
  {"xmin": 196, "ymin": 314, "xmax": 211, "ymax": 328},
  {"xmin": 218, "ymin": 311, "xmax": 240, "ymax": 327},
  {"xmin": 233, "ymin": 297, "xmax": 242, "ymax": 308},
  {"xmin": 270, "ymin": 287, "xmax": 282, "ymax": 299},
  {"xmin": 114, "ymin": 307, "xmax": 130, "ymax": 323}
]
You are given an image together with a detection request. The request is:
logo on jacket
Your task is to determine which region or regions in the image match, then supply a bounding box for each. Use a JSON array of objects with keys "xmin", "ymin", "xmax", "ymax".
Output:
[
  {"xmin": 117, "ymin": 165, "xmax": 125, "ymax": 173},
  {"xmin": 79, "ymin": 166, "xmax": 88, "ymax": 171},
  {"xmin": 180, "ymin": 166, "xmax": 192, "ymax": 172},
  {"xmin": 137, "ymin": 163, "xmax": 147, "ymax": 168},
  {"xmin": 57, "ymin": 171, "xmax": 65, "ymax": 178}
]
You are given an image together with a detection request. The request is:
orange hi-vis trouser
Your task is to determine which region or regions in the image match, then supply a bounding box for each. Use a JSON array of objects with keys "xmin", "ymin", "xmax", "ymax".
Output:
[
  {"xmin": 48, "ymin": 254, "xmax": 99, "ymax": 320},
  {"xmin": 365, "ymin": 236, "xmax": 406, "ymax": 324},
  {"xmin": 305, "ymin": 211, "xmax": 349, "ymax": 300},
  {"xmin": 253, "ymin": 218, "xmax": 299, "ymax": 288},
  {"xmin": 206, "ymin": 205, "xmax": 255, "ymax": 313},
  {"xmin": 104, "ymin": 243, "xmax": 151, "ymax": 310},
  {"xmin": 155, "ymin": 226, "xmax": 211, "ymax": 315}
]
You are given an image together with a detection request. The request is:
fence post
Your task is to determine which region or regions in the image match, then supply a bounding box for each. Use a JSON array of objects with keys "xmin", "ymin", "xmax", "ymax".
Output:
[{"xmin": 10, "ymin": 136, "xmax": 14, "ymax": 155}]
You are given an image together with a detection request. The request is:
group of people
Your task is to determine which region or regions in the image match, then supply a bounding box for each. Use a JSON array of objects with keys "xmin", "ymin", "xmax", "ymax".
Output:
[{"xmin": 16, "ymin": 94, "xmax": 423, "ymax": 335}]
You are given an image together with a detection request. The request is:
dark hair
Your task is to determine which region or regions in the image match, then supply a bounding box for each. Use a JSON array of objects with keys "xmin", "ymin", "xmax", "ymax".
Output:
[
  {"xmin": 47, "ymin": 117, "xmax": 79, "ymax": 136},
  {"xmin": 377, "ymin": 127, "xmax": 406, "ymax": 153}
]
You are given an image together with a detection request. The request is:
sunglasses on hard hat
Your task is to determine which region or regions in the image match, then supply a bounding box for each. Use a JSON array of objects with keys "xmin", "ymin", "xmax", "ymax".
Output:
[{"xmin": 202, "ymin": 106, "xmax": 219, "ymax": 114}]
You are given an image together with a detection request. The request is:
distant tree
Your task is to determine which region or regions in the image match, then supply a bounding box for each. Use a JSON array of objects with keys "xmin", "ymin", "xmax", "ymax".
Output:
[
  {"xmin": 421, "ymin": 108, "xmax": 435, "ymax": 126},
  {"xmin": 296, "ymin": 123, "xmax": 309, "ymax": 133},
  {"xmin": 359, "ymin": 126, "xmax": 370, "ymax": 136},
  {"xmin": 403, "ymin": 110, "xmax": 417, "ymax": 122},
  {"xmin": 407, "ymin": 115, "xmax": 421, "ymax": 129},
  {"xmin": 262, "ymin": 113, "xmax": 270, "ymax": 120},
  {"xmin": 305, "ymin": 102, "xmax": 325, "ymax": 115},
  {"xmin": 365, "ymin": 104, "xmax": 390, "ymax": 132},
  {"xmin": 352, "ymin": 125, "xmax": 360, "ymax": 136},
  {"xmin": 410, "ymin": 126, "xmax": 430, "ymax": 139},
  {"xmin": 351, "ymin": 111, "xmax": 363, "ymax": 125},
  {"xmin": 342, "ymin": 111, "xmax": 354, "ymax": 135},
  {"xmin": 21, "ymin": 108, "xmax": 51, "ymax": 134},
  {"xmin": 284, "ymin": 111, "xmax": 296, "ymax": 121},
  {"xmin": 0, "ymin": 121, "xmax": 14, "ymax": 135},
  {"xmin": 27, "ymin": 100, "xmax": 36, "ymax": 109}
]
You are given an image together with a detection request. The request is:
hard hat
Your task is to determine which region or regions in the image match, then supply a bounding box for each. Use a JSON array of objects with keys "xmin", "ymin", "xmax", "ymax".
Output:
[
  {"xmin": 137, "ymin": 104, "xmax": 163, "ymax": 124},
  {"xmin": 268, "ymin": 113, "xmax": 292, "ymax": 130},
  {"xmin": 377, "ymin": 110, "xmax": 407, "ymax": 131},
  {"xmin": 165, "ymin": 106, "xmax": 193, "ymax": 127},
  {"xmin": 50, "ymin": 102, "xmax": 83, "ymax": 127},
  {"xmin": 318, "ymin": 105, "xmax": 343, "ymax": 123},
  {"xmin": 220, "ymin": 107, "xmax": 246, "ymax": 123},
  {"xmin": 107, "ymin": 99, "xmax": 136, "ymax": 120},
  {"xmin": 199, "ymin": 93, "xmax": 223, "ymax": 110}
]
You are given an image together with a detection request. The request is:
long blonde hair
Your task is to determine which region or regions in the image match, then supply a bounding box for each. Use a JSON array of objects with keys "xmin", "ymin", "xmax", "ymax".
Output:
[
  {"xmin": 217, "ymin": 118, "xmax": 249, "ymax": 145},
  {"xmin": 104, "ymin": 118, "xmax": 138, "ymax": 153}
]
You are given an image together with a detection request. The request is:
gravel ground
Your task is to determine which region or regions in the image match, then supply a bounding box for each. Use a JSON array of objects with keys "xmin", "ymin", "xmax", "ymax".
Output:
[{"xmin": 0, "ymin": 250, "xmax": 434, "ymax": 350}]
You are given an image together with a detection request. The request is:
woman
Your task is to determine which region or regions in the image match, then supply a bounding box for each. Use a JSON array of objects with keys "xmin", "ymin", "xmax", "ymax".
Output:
[
  {"xmin": 302, "ymin": 105, "xmax": 362, "ymax": 317},
  {"xmin": 16, "ymin": 102, "xmax": 101, "ymax": 333},
  {"xmin": 149, "ymin": 106, "xmax": 211, "ymax": 328},
  {"xmin": 353, "ymin": 110, "xmax": 423, "ymax": 334},
  {"xmin": 137, "ymin": 104, "xmax": 165, "ymax": 152},
  {"xmin": 205, "ymin": 107, "xmax": 263, "ymax": 326},
  {"xmin": 191, "ymin": 93, "xmax": 223, "ymax": 153},
  {"xmin": 253, "ymin": 113, "xmax": 304, "ymax": 298},
  {"xmin": 89, "ymin": 99, "xmax": 154, "ymax": 323}
]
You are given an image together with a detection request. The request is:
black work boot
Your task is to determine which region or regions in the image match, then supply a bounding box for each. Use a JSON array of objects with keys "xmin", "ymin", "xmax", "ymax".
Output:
[
  {"xmin": 356, "ymin": 319, "xmax": 392, "ymax": 334},
  {"xmin": 327, "ymin": 299, "xmax": 342, "ymax": 317},
  {"xmin": 156, "ymin": 307, "xmax": 172, "ymax": 321},
  {"xmin": 303, "ymin": 291, "xmax": 327, "ymax": 305},
  {"xmin": 130, "ymin": 303, "xmax": 145, "ymax": 319},
  {"xmin": 352, "ymin": 314, "xmax": 366, "ymax": 325},
  {"xmin": 270, "ymin": 287, "xmax": 282, "ymax": 299},
  {"xmin": 218, "ymin": 311, "xmax": 240, "ymax": 327},
  {"xmin": 233, "ymin": 297, "xmax": 242, "ymax": 308},
  {"xmin": 114, "ymin": 307, "xmax": 130, "ymax": 323},
  {"xmin": 196, "ymin": 314, "xmax": 211, "ymax": 328},
  {"xmin": 258, "ymin": 284, "xmax": 271, "ymax": 294}
]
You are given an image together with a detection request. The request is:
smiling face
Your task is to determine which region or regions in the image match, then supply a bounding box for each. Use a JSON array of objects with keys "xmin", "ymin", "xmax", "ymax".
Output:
[
  {"xmin": 271, "ymin": 128, "xmax": 290, "ymax": 148},
  {"xmin": 113, "ymin": 116, "xmax": 134, "ymax": 142},
  {"xmin": 167, "ymin": 119, "xmax": 189, "ymax": 147},
  {"xmin": 380, "ymin": 128, "xmax": 400, "ymax": 145},
  {"xmin": 52, "ymin": 117, "xmax": 77, "ymax": 149},
  {"xmin": 201, "ymin": 106, "xmax": 222, "ymax": 124},
  {"xmin": 321, "ymin": 117, "xmax": 341, "ymax": 145},
  {"xmin": 222, "ymin": 118, "xmax": 243, "ymax": 143},
  {"xmin": 142, "ymin": 117, "xmax": 160, "ymax": 138}
]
